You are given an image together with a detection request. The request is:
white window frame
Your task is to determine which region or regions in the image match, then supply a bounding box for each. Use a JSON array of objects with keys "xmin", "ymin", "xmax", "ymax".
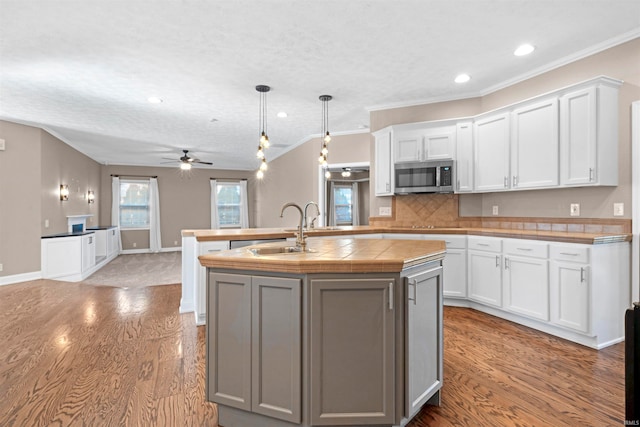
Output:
[
  {"xmin": 215, "ymin": 181, "xmax": 243, "ymax": 229},
  {"xmin": 119, "ymin": 179, "xmax": 150, "ymax": 230},
  {"xmin": 333, "ymin": 183, "xmax": 354, "ymax": 226}
]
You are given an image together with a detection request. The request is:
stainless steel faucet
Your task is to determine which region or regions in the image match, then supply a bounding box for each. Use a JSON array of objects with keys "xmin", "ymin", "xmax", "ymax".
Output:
[
  {"xmin": 280, "ymin": 202, "xmax": 307, "ymax": 250},
  {"xmin": 303, "ymin": 201, "xmax": 321, "ymax": 229}
]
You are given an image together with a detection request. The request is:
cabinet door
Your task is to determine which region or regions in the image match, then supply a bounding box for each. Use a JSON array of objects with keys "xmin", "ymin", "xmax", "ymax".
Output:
[
  {"xmin": 423, "ymin": 127, "xmax": 455, "ymax": 160},
  {"xmin": 511, "ymin": 98, "xmax": 559, "ymax": 189},
  {"xmin": 455, "ymin": 122, "xmax": 473, "ymax": 192},
  {"xmin": 196, "ymin": 241, "xmax": 231, "ymax": 325},
  {"xmin": 549, "ymin": 261, "xmax": 590, "ymax": 334},
  {"xmin": 81, "ymin": 234, "xmax": 96, "ymax": 271},
  {"xmin": 443, "ymin": 248, "xmax": 467, "ymax": 298},
  {"xmin": 468, "ymin": 250, "xmax": 502, "ymax": 307},
  {"xmin": 207, "ymin": 272, "xmax": 252, "ymax": 410},
  {"xmin": 251, "ymin": 276, "xmax": 301, "ymax": 423},
  {"xmin": 395, "ymin": 132, "xmax": 422, "ymax": 163},
  {"xmin": 474, "ymin": 113, "xmax": 510, "ymax": 191},
  {"xmin": 375, "ymin": 129, "xmax": 394, "ymax": 196},
  {"xmin": 107, "ymin": 228, "xmax": 119, "ymax": 256},
  {"xmin": 405, "ymin": 266, "xmax": 443, "ymax": 419},
  {"xmin": 310, "ymin": 277, "xmax": 395, "ymax": 425},
  {"xmin": 503, "ymin": 256, "xmax": 549, "ymax": 321},
  {"xmin": 560, "ymin": 87, "xmax": 597, "ymax": 186}
]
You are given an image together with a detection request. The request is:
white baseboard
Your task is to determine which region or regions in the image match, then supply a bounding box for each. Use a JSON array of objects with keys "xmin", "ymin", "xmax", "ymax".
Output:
[
  {"xmin": 120, "ymin": 247, "xmax": 182, "ymax": 255},
  {"xmin": 0, "ymin": 271, "xmax": 42, "ymax": 286}
]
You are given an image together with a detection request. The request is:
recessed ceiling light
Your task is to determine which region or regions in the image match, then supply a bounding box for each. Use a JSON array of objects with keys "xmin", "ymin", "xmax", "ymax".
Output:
[
  {"xmin": 277, "ymin": 111, "xmax": 288, "ymax": 118},
  {"xmin": 454, "ymin": 74, "xmax": 471, "ymax": 84},
  {"xmin": 514, "ymin": 44, "xmax": 535, "ymax": 56},
  {"xmin": 147, "ymin": 96, "xmax": 163, "ymax": 104}
]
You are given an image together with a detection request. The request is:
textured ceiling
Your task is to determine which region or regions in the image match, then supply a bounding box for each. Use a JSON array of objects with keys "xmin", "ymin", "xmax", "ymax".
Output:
[{"xmin": 1, "ymin": 1, "xmax": 639, "ymax": 171}]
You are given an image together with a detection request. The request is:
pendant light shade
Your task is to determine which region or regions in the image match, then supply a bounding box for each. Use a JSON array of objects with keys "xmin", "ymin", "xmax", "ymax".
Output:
[
  {"xmin": 318, "ymin": 95, "xmax": 332, "ymax": 168},
  {"xmin": 256, "ymin": 85, "xmax": 271, "ymax": 178}
]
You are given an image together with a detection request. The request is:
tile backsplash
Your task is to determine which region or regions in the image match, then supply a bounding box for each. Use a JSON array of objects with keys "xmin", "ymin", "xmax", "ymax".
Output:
[{"xmin": 370, "ymin": 194, "xmax": 631, "ymax": 234}]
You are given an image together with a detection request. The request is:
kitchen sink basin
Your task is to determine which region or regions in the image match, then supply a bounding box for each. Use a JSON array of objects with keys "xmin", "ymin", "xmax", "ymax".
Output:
[{"xmin": 249, "ymin": 246, "xmax": 315, "ymax": 256}]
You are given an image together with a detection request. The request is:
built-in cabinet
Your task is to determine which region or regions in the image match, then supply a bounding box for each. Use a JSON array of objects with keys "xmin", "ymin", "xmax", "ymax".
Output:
[
  {"xmin": 41, "ymin": 226, "xmax": 120, "ymax": 282},
  {"xmin": 208, "ymin": 272, "xmax": 302, "ymax": 424},
  {"xmin": 309, "ymin": 277, "xmax": 396, "ymax": 425},
  {"xmin": 467, "ymin": 236, "xmax": 503, "ymax": 307},
  {"xmin": 549, "ymin": 245, "xmax": 591, "ymax": 334},
  {"xmin": 373, "ymin": 127, "xmax": 394, "ymax": 196},
  {"xmin": 394, "ymin": 125, "xmax": 456, "ymax": 163},
  {"xmin": 373, "ymin": 76, "xmax": 621, "ymax": 196}
]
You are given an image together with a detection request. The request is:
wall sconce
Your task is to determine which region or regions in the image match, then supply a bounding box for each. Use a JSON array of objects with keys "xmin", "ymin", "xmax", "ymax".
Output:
[
  {"xmin": 87, "ymin": 190, "xmax": 95, "ymax": 204},
  {"xmin": 60, "ymin": 184, "xmax": 69, "ymax": 201}
]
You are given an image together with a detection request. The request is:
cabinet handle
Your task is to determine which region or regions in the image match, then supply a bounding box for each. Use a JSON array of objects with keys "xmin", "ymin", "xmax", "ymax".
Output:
[
  {"xmin": 512, "ymin": 176, "xmax": 517, "ymax": 187},
  {"xmin": 504, "ymin": 257, "xmax": 509, "ymax": 270},
  {"xmin": 589, "ymin": 168, "xmax": 594, "ymax": 182},
  {"xmin": 388, "ymin": 282, "xmax": 394, "ymax": 310},
  {"xmin": 407, "ymin": 279, "xmax": 417, "ymax": 305},
  {"xmin": 516, "ymin": 247, "xmax": 532, "ymax": 252},
  {"xmin": 504, "ymin": 176, "xmax": 508, "ymax": 188},
  {"xmin": 580, "ymin": 268, "xmax": 586, "ymax": 282},
  {"xmin": 560, "ymin": 252, "xmax": 579, "ymax": 256},
  {"xmin": 496, "ymin": 255, "xmax": 500, "ymax": 268},
  {"xmin": 457, "ymin": 179, "xmax": 460, "ymax": 190}
]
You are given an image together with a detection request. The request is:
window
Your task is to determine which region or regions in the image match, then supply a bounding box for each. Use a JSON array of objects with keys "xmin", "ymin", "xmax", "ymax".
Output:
[
  {"xmin": 333, "ymin": 185, "xmax": 353, "ymax": 225},
  {"xmin": 119, "ymin": 180, "xmax": 150, "ymax": 229},
  {"xmin": 216, "ymin": 182, "xmax": 242, "ymax": 228}
]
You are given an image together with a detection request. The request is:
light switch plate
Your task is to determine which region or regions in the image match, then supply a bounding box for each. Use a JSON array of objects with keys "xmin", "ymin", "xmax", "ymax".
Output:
[
  {"xmin": 492, "ymin": 205, "xmax": 499, "ymax": 216},
  {"xmin": 570, "ymin": 203, "xmax": 580, "ymax": 217},
  {"xmin": 0, "ymin": 263, "xmax": 3, "ymax": 272},
  {"xmin": 379, "ymin": 207, "xmax": 392, "ymax": 216},
  {"xmin": 614, "ymin": 203, "xmax": 624, "ymax": 216},
  {"xmin": 0, "ymin": 139, "xmax": 5, "ymax": 151}
]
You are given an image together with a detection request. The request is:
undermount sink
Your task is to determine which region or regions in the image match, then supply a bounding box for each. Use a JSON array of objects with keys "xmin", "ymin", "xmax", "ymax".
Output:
[{"xmin": 249, "ymin": 246, "xmax": 315, "ymax": 256}]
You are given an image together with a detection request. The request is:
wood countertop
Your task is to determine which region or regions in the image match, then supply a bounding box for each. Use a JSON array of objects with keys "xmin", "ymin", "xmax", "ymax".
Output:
[
  {"xmin": 198, "ymin": 238, "xmax": 446, "ymax": 274},
  {"xmin": 183, "ymin": 225, "xmax": 631, "ymax": 245}
]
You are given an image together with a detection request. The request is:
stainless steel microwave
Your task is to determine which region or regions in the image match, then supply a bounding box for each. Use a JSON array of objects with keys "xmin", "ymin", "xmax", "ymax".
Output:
[{"xmin": 394, "ymin": 160, "xmax": 454, "ymax": 194}]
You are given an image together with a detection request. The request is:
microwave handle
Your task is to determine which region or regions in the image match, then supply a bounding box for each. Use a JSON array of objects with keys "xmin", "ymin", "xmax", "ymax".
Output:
[{"xmin": 435, "ymin": 166, "xmax": 441, "ymax": 187}]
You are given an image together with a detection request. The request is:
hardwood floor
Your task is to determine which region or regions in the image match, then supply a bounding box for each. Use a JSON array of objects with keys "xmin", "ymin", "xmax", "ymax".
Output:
[{"xmin": 0, "ymin": 279, "xmax": 624, "ymax": 426}]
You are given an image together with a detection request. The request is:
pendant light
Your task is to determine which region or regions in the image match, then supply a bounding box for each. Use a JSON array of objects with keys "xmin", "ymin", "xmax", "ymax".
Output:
[
  {"xmin": 318, "ymin": 95, "xmax": 332, "ymax": 168},
  {"xmin": 256, "ymin": 85, "xmax": 271, "ymax": 179}
]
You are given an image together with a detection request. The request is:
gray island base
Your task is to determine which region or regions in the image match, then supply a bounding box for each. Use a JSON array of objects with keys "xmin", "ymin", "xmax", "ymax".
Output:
[{"xmin": 199, "ymin": 238, "xmax": 446, "ymax": 427}]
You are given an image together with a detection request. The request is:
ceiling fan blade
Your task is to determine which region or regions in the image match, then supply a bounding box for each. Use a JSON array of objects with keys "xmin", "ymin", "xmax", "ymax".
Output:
[
  {"xmin": 161, "ymin": 157, "xmax": 179, "ymax": 161},
  {"xmin": 194, "ymin": 160, "xmax": 213, "ymax": 165}
]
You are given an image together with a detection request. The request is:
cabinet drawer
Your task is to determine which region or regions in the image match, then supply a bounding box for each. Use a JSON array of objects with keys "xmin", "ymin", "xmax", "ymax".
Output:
[
  {"xmin": 424, "ymin": 234, "xmax": 466, "ymax": 249},
  {"xmin": 468, "ymin": 236, "xmax": 501, "ymax": 252},
  {"xmin": 503, "ymin": 239, "xmax": 548, "ymax": 259},
  {"xmin": 550, "ymin": 245, "xmax": 590, "ymax": 263}
]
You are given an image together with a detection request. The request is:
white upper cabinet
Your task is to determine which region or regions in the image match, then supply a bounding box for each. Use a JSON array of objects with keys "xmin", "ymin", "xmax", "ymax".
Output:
[
  {"xmin": 560, "ymin": 80, "xmax": 620, "ymax": 186},
  {"xmin": 473, "ymin": 113, "xmax": 510, "ymax": 192},
  {"xmin": 455, "ymin": 121, "xmax": 473, "ymax": 193},
  {"xmin": 373, "ymin": 127, "xmax": 394, "ymax": 196},
  {"xmin": 511, "ymin": 98, "xmax": 559, "ymax": 189},
  {"xmin": 394, "ymin": 124, "xmax": 456, "ymax": 163}
]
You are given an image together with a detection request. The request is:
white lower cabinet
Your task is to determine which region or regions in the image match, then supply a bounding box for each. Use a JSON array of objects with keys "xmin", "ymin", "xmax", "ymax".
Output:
[
  {"xmin": 467, "ymin": 237, "xmax": 502, "ymax": 307},
  {"xmin": 502, "ymin": 239, "xmax": 549, "ymax": 321},
  {"xmin": 549, "ymin": 245, "xmax": 591, "ymax": 334},
  {"xmin": 196, "ymin": 240, "xmax": 231, "ymax": 325}
]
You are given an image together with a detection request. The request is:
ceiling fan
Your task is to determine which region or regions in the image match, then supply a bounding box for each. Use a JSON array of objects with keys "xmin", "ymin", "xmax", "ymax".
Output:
[{"xmin": 162, "ymin": 150, "xmax": 213, "ymax": 170}]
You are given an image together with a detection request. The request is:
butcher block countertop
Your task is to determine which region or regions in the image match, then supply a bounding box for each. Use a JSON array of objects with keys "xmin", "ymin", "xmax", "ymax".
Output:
[
  {"xmin": 198, "ymin": 238, "xmax": 446, "ymax": 274},
  {"xmin": 183, "ymin": 225, "xmax": 630, "ymax": 245}
]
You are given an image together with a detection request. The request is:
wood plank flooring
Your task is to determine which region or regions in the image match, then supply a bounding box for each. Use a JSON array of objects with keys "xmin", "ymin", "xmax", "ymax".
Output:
[{"xmin": 0, "ymin": 279, "xmax": 624, "ymax": 426}]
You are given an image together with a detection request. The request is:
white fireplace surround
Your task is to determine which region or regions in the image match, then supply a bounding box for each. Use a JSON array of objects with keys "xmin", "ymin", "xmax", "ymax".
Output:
[{"xmin": 67, "ymin": 214, "xmax": 93, "ymax": 233}]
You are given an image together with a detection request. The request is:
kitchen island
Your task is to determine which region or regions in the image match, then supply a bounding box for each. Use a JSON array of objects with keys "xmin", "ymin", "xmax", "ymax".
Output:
[{"xmin": 199, "ymin": 238, "xmax": 446, "ymax": 427}]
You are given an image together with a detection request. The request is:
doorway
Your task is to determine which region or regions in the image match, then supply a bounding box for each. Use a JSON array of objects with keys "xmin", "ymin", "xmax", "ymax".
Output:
[{"xmin": 318, "ymin": 162, "xmax": 370, "ymax": 227}]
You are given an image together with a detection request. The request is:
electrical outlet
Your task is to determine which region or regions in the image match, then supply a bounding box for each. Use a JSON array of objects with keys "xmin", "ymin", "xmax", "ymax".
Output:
[
  {"xmin": 44, "ymin": 219, "xmax": 49, "ymax": 228},
  {"xmin": 570, "ymin": 203, "xmax": 580, "ymax": 217},
  {"xmin": 0, "ymin": 138, "xmax": 5, "ymax": 151},
  {"xmin": 379, "ymin": 207, "xmax": 392, "ymax": 216},
  {"xmin": 0, "ymin": 263, "xmax": 3, "ymax": 272},
  {"xmin": 492, "ymin": 205, "xmax": 499, "ymax": 216},
  {"xmin": 133, "ymin": 242, "xmax": 137, "ymax": 248},
  {"xmin": 614, "ymin": 202, "xmax": 624, "ymax": 216},
  {"xmin": 174, "ymin": 240, "xmax": 178, "ymax": 246}
]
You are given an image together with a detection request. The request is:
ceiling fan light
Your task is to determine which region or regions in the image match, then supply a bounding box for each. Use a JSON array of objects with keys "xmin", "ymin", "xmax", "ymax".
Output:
[{"xmin": 180, "ymin": 162, "xmax": 192, "ymax": 170}]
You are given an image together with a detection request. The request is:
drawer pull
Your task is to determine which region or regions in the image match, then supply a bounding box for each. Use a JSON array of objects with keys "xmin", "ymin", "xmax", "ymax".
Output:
[
  {"xmin": 477, "ymin": 243, "xmax": 490, "ymax": 247},
  {"xmin": 516, "ymin": 248, "xmax": 532, "ymax": 251},
  {"xmin": 580, "ymin": 268, "xmax": 586, "ymax": 282},
  {"xmin": 560, "ymin": 252, "xmax": 579, "ymax": 256},
  {"xmin": 495, "ymin": 255, "xmax": 500, "ymax": 268}
]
